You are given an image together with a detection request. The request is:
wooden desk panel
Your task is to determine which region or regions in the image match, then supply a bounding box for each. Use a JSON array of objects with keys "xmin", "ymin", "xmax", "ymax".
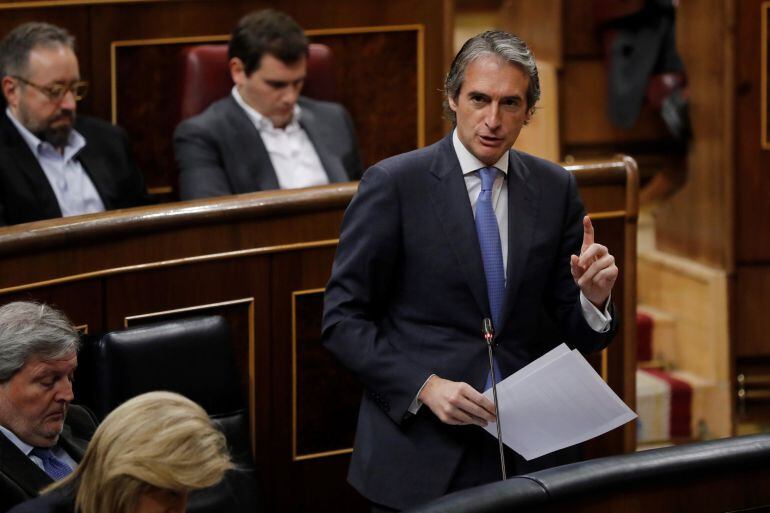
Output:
[{"xmin": 0, "ymin": 157, "xmax": 637, "ymax": 511}]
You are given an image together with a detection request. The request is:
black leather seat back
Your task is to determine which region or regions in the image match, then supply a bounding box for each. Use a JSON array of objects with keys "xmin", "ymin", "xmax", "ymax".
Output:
[
  {"xmin": 94, "ymin": 316, "xmax": 261, "ymax": 512},
  {"xmin": 408, "ymin": 434, "xmax": 770, "ymax": 513},
  {"xmin": 95, "ymin": 315, "xmax": 242, "ymax": 418}
]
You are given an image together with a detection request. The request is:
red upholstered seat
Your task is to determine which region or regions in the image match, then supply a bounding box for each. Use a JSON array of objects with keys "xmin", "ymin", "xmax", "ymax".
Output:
[{"xmin": 178, "ymin": 43, "xmax": 335, "ymax": 121}]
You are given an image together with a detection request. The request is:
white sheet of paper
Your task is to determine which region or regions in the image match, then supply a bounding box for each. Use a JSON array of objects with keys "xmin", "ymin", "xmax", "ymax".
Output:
[{"xmin": 482, "ymin": 344, "xmax": 637, "ymax": 461}]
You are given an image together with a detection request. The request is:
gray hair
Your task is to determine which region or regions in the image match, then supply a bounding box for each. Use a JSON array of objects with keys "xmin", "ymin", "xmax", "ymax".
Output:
[
  {"xmin": 0, "ymin": 301, "xmax": 80, "ymax": 382},
  {"xmin": 0, "ymin": 22, "xmax": 75, "ymax": 80},
  {"xmin": 443, "ymin": 30, "xmax": 540, "ymax": 125}
]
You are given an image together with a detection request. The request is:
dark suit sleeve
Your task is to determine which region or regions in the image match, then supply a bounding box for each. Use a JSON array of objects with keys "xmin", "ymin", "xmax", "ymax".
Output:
[
  {"xmin": 322, "ymin": 167, "xmax": 433, "ymax": 425},
  {"xmin": 340, "ymin": 107, "xmax": 364, "ymax": 181},
  {"xmin": 114, "ymin": 125, "xmax": 153, "ymax": 208},
  {"xmin": 545, "ymin": 171, "xmax": 618, "ymax": 352},
  {"xmin": 174, "ymin": 119, "xmax": 234, "ymax": 200}
]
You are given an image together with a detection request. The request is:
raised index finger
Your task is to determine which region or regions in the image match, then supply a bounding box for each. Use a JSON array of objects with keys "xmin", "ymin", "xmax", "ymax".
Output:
[{"xmin": 581, "ymin": 215, "xmax": 595, "ymax": 254}]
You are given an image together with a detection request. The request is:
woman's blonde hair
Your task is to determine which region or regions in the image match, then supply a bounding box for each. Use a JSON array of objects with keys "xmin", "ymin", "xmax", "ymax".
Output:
[{"xmin": 48, "ymin": 391, "xmax": 233, "ymax": 513}]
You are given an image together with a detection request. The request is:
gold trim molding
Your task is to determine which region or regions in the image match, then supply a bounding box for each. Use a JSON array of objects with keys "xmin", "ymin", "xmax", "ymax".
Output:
[
  {"xmin": 759, "ymin": 2, "xmax": 770, "ymax": 150},
  {"xmin": 0, "ymin": 239, "xmax": 339, "ymax": 295},
  {"xmin": 0, "ymin": 0, "xmax": 156, "ymax": 9},
  {"xmin": 291, "ymin": 288, "xmax": 354, "ymax": 462}
]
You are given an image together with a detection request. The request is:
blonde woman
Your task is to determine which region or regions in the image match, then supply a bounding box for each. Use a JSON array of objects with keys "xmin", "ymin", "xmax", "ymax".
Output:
[{"xmin": 9, "ymin": 391, "xmax": 233, "ymax": 513}]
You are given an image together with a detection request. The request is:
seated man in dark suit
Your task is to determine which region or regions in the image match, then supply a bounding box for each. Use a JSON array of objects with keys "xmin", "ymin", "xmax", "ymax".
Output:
[
  {"xmin": 174, "ymin": 9, "xmax": 363, "ymax": 200},
  {"xmin": 0, "ymin": 301, "xmax": 97, "ymax": 513},
  {"xmin": 0, "ymin": 22, "xmax": 150, "ymax": 226}
]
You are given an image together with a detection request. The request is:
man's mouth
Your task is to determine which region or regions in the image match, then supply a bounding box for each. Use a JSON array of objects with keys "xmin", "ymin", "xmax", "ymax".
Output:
[
  {"xmin": 479, "ymin": 134, "xmax": 503, "ymax": 146},
  {"xmin": 50, "ymin": 111, "xmax": 74, "ymax": 125}
]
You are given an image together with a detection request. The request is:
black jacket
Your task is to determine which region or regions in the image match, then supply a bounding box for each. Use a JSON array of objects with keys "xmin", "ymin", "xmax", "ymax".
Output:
[
  {"xmin": 0, "ymin": 405, "xmax": 96, "ymax": 513},
  {"xmin": 0, "ymin": 112, "xmax": 150, "ymax": 226}
]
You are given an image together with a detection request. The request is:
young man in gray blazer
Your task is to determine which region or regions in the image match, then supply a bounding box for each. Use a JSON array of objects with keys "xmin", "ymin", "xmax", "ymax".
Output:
[
  {"xmin": 323, "ymin": 31, "xmax": 620, "ymax": 511},
  {"xmin": 174, "ymin": 9, "xmax": 363, "ymax": 200}
]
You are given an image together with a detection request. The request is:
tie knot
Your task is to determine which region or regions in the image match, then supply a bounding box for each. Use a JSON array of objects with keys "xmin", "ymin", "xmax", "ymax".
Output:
[
  {"xmin": 479, "ymin": 167, "xmax": 497, "ymax": 191},
  {"xmin": 30, "ymin": 447, "xmax": 54, "ymax": 460}
]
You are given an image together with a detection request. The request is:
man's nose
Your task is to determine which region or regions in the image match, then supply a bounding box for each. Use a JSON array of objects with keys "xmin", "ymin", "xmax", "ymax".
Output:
[
  {"xmin": 59, "ymin": 89, "xmax": 77, "ymax": 111},
  {"xmin": 283, "ymin": 83, "xmax": 302, "ymax": 105},
  {"xmin": 484, "ymin": 103, "xmax": 501, "ymax": 130},
  {"xmin": 56, "ymin": 378, "xmax": 74, "ymax": 402}
]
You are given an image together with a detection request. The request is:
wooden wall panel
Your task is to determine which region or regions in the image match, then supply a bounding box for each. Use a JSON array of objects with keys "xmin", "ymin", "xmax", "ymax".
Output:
[
  {"xmin": 271, "ymin": 247, "xmax": 368, "ymax": 511},
  {"xmin": 735, "ymin": 266, "xmax": 770, "ymax": 359},
  {"xmin": 561, "ymin": 60, "xmax": 675, "ymax": 150},
  {"xmin": 652, "ymin": 0, "xmax": 734, "ymax": 268},
  {"xmin": 736, "ymin": 0, "xmax": 770, "ymax": 263},
  {"xmin": 561, "ymin": 0, "xmax": 602, "ymax": 59}
]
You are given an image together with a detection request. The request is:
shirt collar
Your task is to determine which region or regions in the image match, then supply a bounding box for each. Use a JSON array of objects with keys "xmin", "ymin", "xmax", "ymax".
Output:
[
  {"xmin": 231, "ymin": 86, "xmax": 302, "ymax": 132},
  {"xmin": 0, "ymin": 425, "xmax": 34, "ymax": 457},
  {"xmin": 5, "ymin": 107, "xmax": 86, "ymax": 160},
  {"xmin": 452, "ymin": 129, "xmax": 509, "ymax": 176}
]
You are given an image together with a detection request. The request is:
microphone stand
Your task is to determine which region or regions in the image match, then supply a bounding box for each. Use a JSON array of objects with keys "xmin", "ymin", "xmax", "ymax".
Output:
[{"xmin": 483, "ymin": 318, "xmax": 507, "ymax": 481}]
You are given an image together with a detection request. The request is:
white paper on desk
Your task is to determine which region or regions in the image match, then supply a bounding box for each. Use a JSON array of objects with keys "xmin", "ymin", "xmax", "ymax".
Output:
[{"xmin": 482, "ymin": 344, "xmax": 636, "ymax": 461}]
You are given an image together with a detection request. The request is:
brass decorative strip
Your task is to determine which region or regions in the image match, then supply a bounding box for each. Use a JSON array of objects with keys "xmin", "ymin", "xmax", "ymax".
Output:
[
  {"xmin": 291, "ymin": 288, "xmax": 355, "ymax": 462},
  {"xmin": 123, "ymin": 297, "xmax": 255, "ymax": 327},
  {"xmin": 148, "ymin": 186, "xmax": 174, "ymax": 195},
  {"xmin": 111, "ymin": 34, "xmax": 229, "ymax": 48},
  {"xmin": 587, "ymin": 210, "xmax": 627, "ymax": 220},
  {"xmin": 294, "ymin": 448, "xmax": 353, "ymax": 462},
  {"xmin": 601, "ymin": 348, "xmax": 608, "ymax": 382},
  {"xmin": 0, "ymin": 239, "xmax": 339, "ymax": 295},
  {"xmin": 0, "ymin": 0, "xmax": 157, "ymax": 9},
  {"xmin": 763, "ymin": 2, "xmax": 770, "ymax": 149},
  {"xmin": 305, "ymin": 24, "xmax": 426, "ymax": 36}
]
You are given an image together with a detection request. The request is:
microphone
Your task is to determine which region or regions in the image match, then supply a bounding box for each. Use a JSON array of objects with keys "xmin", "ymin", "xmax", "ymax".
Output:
[{"xmin": 482, "ymin": 317, "xmax": 507, "ymax": 480}]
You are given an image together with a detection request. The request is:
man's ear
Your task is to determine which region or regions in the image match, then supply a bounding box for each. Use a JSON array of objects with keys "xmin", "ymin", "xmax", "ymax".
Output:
[
  {"xmin": 229, "ymin": 57, "xmax": 245, "ymax": 85},
  {"xmin": 1, "ymin": 76, "xmax": 19, "ymax": 108},
  {"xmin": 447, "ymin": 94, "xmax": 458, "ymax": 113}
]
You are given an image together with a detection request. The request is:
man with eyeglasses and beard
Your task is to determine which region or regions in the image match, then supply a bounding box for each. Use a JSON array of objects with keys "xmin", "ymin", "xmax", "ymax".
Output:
[{"xmin": 0, "ymin": 22, "xmax": 150, "ymax": 226}]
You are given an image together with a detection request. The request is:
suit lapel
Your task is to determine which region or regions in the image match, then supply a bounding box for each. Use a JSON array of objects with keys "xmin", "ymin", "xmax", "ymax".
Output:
[
  {"xmin": 0, "ymin": 432, "xmax": 53, "ymax": 497},
  {"xmin": 427, "ymin": 136, "xmax": 489, "ymax": 318},
  {"xmin": 0, "ymin": 114, "xmax": 62, "ymax": 218},
  {"xmin": 77, "ymin": 145, "xmax": 113, "ymax": 209},
  {"xmin": 225, "ymin": 97, "xmax": 280, "ymax": 191},
  {"xmin": 499, "ymin": 150, "xmax": 540, "ymax": 330},
  {"xmin": 57, "ymin": 424, "xmax": 87, "ymax": 462},
  {"xmin": 300, "ymin": 105, "xmax": 348, "ymax": 183}
]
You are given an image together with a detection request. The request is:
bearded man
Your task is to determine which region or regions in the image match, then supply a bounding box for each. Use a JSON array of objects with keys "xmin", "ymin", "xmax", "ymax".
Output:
[{"xmin": 0, "ymin": 22, "xmax": 149, "ymax": 226}]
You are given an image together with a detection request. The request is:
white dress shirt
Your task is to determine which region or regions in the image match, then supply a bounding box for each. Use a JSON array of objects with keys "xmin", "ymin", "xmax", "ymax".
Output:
[
  {"xmin": 0, "ymin": 424, "xmax": 77, "ymax": 474},
  {"xmin": 231, "ymin": 87, "xmax": 329, "ymax": 189},
  {"xmin": 6, "ymin": 108, "xmax": 105, "ymax": 217}
]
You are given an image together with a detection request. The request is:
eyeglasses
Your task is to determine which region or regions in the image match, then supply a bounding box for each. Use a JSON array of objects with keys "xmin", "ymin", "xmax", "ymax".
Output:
[{"xmin": 12, "ymin": 76, "xmax": 89, "ymax": 102}]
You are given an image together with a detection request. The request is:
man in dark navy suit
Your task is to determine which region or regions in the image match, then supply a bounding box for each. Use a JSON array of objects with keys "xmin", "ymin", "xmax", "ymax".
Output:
[{"xmin": 322, "ymin": 31, "xmax": 619, "ymax": 511}]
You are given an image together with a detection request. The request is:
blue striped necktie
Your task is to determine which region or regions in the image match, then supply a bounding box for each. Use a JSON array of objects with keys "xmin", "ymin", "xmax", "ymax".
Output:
[
  {"xmin": 476, "ymin": 167, "xmax": 505, "ymax": 389},
  {"xmin": 30, "ymin": 447, "xmax": 73, "ymax": 480}
]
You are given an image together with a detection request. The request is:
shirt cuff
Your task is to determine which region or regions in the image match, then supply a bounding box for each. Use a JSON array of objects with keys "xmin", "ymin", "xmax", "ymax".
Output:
[
  {"xmin": 580, "ymin": 292, "xmax": 612, "ymax": 333},
  {"xmin": 408, "ymin": 374, "xmax": 436, "ymax": 414}
]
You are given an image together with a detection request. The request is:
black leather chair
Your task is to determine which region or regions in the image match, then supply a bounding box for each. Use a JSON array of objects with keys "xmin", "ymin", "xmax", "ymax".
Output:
[
  {"xmin": 95, "ymin": 315, "xmax": 261, "ymax": 513},
  {"xmin": 407, "ymin": 433, "xmax": 770, "ymax": 513}
]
